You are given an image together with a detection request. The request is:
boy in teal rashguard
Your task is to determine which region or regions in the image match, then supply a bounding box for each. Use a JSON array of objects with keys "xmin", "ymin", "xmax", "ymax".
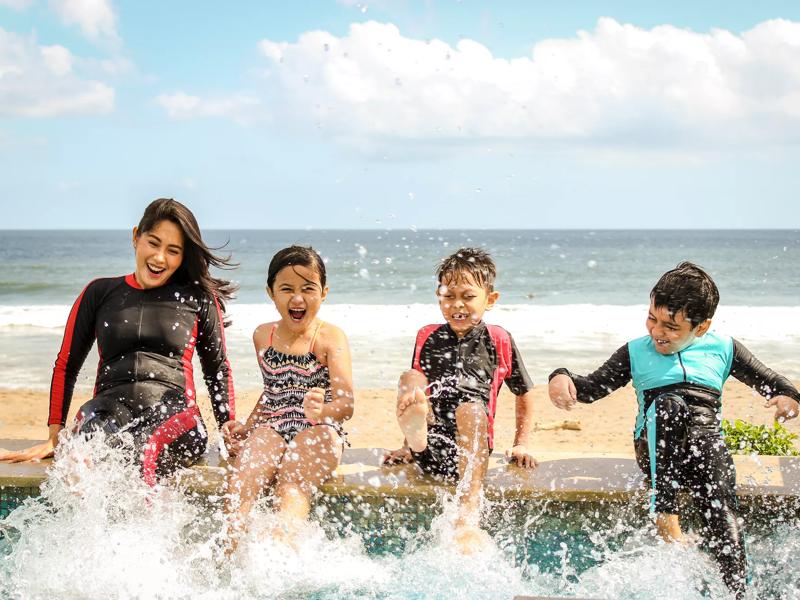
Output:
[{"xmin": 548, "ymin": 262, "xmax": 800, "ymax": 598}]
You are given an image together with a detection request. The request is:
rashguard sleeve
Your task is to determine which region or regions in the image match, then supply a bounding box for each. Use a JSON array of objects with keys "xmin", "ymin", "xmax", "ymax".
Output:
[
  {"xmin": 49, "ymin": 281, "xmax": 101, "ymax": 426},
  {"xmin": 196, "ymin": 294, "xmax": 235, "ymax": 425},
  {"xmin": 504, "ymin": 333, "xmax": 534, "ymax": 395},
  {"xmin": 729, "ymin": 339, "xmax": 800, "ymax": 402},
  {"xmin": 548, "ymin": 344, "xmax": 632, "ymax": 403},
  {"xmin": 411, "ymin": 325, "xmax": 438, "ymax": 377}
]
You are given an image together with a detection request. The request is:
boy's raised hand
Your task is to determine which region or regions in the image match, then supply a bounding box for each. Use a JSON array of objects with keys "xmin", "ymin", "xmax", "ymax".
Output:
[
  {"xmin": 764, "ymin": 395, "xmax": 800, "ymax": 422},
  {"xmin": 548, "ymin": 374, "xmax": 577, "ymax": 410}
]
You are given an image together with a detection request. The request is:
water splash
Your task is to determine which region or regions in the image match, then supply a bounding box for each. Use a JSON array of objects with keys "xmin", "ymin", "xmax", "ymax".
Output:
[{"xmin": 2, "ymin": 434, "xmax": 798, "ymax": 599}]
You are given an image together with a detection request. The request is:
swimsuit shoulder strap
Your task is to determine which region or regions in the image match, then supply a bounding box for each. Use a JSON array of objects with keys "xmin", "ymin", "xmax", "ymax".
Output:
[
  {"xmin": 309, "ymin": 320, "xmax": 324, "ymax": 354},
  {"xmin": 267, "ymin": 323, "xmax": 278, "ymax": 347}
]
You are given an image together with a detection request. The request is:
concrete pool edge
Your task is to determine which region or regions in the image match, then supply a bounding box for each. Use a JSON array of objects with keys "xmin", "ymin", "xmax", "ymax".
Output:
[{"xmin": 2, "ymin": 439, "xmax": 799, "ymax": 504}]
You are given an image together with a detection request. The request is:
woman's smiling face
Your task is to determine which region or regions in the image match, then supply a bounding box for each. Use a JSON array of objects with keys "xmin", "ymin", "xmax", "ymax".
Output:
[{"xmin": 132, "ymin": 219, "xmax": 184, "ymax": 289}]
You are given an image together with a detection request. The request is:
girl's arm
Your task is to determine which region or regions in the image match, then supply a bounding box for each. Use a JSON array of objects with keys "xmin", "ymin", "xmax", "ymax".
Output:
[
  {"xmin": 221, "ymin": 325, "xmax": 272, "ymax": 456},
  {"xmin": 316, "ymin": 324, "xmax": 355, "ymax": 424},
  {"xmin": 242, "ymin": 323, "xmax": 278, "ymax": 432}
]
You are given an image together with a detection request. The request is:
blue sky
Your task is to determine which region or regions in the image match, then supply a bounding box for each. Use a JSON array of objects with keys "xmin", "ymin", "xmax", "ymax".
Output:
[{"xmin": 1, "ymin": 1, "xmax": 800, "ymax": 229}]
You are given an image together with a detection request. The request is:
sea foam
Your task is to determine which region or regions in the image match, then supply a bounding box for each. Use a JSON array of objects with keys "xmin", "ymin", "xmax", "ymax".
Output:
[{"xmin": 1, "ymin": 303, "xmax": 799, "ymax": 389}]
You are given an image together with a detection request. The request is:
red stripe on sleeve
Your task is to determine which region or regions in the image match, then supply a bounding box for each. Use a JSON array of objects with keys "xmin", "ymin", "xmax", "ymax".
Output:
[
  {"xmin": 181, "ymin": 317, "xmax": 198, "ymax": 406},
  {"xmin": 49, "ymin": 282, "xmax": 93, "ymax": 426},
  {"xmin": 212, "ymin": 295, "xmax": 235, "ymax": 420},
  {"xmin": 412, "ymin": 324, "xmax": 440, "ymax": 373},
  {"xmin": 485, "ymin": 325, "xmax": 512, "ymax": 449}
]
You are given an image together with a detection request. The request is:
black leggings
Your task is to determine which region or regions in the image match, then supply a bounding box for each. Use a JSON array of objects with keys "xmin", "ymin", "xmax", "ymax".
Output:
[
  {"xmin": 635, "ymin": 392, "xmax": 746, "ymax": 598},
  {"xmin": 74, "ymin": 388, "xmax": 207, "ymax": 486}
]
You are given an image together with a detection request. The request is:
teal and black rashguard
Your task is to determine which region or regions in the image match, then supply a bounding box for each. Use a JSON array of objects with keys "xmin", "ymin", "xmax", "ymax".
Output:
[{"xmin": 549, "ymin": 332, "xmax": 800, "ymax": 598}]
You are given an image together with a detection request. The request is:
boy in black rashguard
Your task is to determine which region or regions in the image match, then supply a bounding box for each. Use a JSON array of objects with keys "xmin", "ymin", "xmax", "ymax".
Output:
[
  {"xmin": 548, "ymin": 262, "xmax": 799, "ymax": 597},
  {"xmin": 384, "ymin": 247, "xmax": 537, "ymax": 554}
]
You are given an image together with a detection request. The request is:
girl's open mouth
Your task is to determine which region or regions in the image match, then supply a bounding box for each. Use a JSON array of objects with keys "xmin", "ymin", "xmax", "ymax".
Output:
[
  {"xmin": 289, "ymin": 308, "xmax": 306, "ymax": 322},
  {"xmin": 146, "ymin": 263, "xmax": 165, "ymax": 276}
]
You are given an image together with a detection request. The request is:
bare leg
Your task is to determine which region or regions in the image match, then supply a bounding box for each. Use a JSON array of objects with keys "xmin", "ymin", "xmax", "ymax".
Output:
[
  {"xmin": 396, "ymin": 369, "xmax": 430, "ymax": 452},
  {"xmin": 656, "ymin": 513, "xmax": 685, "ymax": 542},
  {"xmin": 453, "ymin": 402, "xmax": 491, "ymax": 554},
  {"xmin": 223, "ymin": 427, "xmax": 287, "ymax": 551},
  {"xmin": 272, "ymin": 425, "xmax": 343, "ymax": 544}
]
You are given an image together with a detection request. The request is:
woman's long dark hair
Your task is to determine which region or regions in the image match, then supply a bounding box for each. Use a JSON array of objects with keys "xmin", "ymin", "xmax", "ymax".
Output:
[{"xmin": 136, "ymin": 198, "xmax": 237, "ymax": 311}]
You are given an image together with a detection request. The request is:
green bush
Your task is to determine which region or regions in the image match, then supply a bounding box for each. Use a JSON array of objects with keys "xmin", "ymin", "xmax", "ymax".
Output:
[{"xmin": 721, "ymin": 418, "xmax": 800, "ymax": 456}]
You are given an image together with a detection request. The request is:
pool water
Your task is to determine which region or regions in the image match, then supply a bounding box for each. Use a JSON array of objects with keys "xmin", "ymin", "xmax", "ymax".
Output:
[{"xmin": 2, "ymin": 436, "xmax": 799, "ymax": 599}]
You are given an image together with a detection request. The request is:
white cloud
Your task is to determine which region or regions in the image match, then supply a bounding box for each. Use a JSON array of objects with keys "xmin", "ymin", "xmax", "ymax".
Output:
[
  {"xmin": 49, "ymin": 0, "xmax": 118, "ymax": 42},
  {"xmin": 239, "ymin": 18, "xmax": 800, "ymax": 147},
  {"xmin": 0, "ymin": 27, "xmax": 114, "ymax": 117},
  {"xmin": 0, "ymin": 0, "xmax": 34, "ymax": 9},
  {"xmin": 155, "ymin": 91, "xmax": 262, "ymax": 124}
]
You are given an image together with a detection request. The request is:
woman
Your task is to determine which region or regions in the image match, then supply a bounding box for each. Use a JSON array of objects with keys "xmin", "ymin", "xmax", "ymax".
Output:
[{"xmin": 0, "ymin": 199, "xmax": 238, "ymax": 485}]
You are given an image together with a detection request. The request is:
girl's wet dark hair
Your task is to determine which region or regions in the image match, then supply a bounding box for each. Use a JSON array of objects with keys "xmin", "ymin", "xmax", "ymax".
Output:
[
  {"xmin": 650, "ymin": 261, "xmax": 719, "ymax": 327},
  {"xmin": 267, "ymin": 245, "xmax": 327, "ymax": 291},
  {"xmin": 136, "ymin": 198, "xmax": 237, "ymax": 310}
]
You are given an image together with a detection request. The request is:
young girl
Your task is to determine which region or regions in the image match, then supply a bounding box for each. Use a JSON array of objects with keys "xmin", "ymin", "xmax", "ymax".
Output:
[{"xmin": 223, "ymin": 245, "xmax": 354, "ymax": 547}]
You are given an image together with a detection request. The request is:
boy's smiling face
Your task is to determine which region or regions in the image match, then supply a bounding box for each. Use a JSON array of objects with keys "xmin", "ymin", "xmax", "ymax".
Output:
[
  {"xmin": 646, "ymin": 300, "xmax": 711, "ymax": 354},
  {"xmin": 437, "ymin": 273, "xmax": 499, "ymax": 338}
]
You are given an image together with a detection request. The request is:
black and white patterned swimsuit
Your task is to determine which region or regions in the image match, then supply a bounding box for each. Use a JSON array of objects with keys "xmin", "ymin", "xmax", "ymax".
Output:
[{"xmin": 253, "ymin": 322, "xmax": 345, "ymax": 444}]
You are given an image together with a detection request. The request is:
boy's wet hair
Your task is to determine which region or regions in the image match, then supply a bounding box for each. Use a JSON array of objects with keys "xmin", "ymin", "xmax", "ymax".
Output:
[
  {"xmin": 267, "ymin": 245, "xmax": 327, "ymax": 291},
  {"xmin": 436, "ymin": 247, "xmax": 496, "ymax": 291},
  {"xmin": 650, "ymin": 261, "xmax": 719, "ymax": 327}
]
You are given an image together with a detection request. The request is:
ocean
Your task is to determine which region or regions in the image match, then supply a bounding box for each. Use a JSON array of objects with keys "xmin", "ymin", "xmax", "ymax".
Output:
[{"xmin": 1, "ymin": 229, "xmax": 798, "ymax": 391}]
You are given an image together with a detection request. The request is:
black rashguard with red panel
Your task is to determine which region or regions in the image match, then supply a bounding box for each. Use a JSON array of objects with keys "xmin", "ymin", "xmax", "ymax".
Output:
[
  {"xmin": 49, "ymin": 274, "xmax": 235, "ymax": 485},
  {"xmin": 410, "ymin": 321, "xmax": 533, "ymax": 479}
]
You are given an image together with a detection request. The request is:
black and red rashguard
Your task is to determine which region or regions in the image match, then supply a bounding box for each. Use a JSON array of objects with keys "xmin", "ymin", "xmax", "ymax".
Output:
[
  {"xmin": 410, "ymin": 322, "xmax": 533, "ymax": 478},
  {"xmin": 49, "ymin": 274, "xmax": 235, "ymax": 484}
]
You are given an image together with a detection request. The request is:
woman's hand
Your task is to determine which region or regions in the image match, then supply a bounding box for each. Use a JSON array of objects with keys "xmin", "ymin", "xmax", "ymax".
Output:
[
  {"xmin": 0, "ymin": 425, "xmax": 62, "ymax": 463},
  {"xmin": 303, "ymin": 387, "xmax": 326, "ymax": 422}
]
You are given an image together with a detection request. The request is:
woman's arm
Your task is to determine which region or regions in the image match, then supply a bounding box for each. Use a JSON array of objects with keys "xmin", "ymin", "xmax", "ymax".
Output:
[
  {"xmin": 1, "ymin": 280, "xmax": 102, "ymax": 462},
  {"xmin": 196, "ymin": 294, "xmax": 236, "ymax": 426}
]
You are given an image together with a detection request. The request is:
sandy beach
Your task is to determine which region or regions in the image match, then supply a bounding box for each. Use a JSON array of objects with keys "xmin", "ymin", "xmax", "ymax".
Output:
[{"xmin": 2, "ymin": 381, "xmax": 798, "ymax": 457}]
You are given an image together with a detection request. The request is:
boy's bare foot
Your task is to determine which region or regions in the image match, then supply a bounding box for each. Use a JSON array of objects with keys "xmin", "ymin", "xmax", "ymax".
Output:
[
  {"xmin": 453, "ymin": 524, "xmax": 491, "ymax": 555},
  {"xmin": 266, "ymin": 517, "xmax": 303, "ymax": 550},
  {"xmin": 655, "ymin": 513, "xmax": 685, "ymax": 543},
  {"xmin": 397, "ymin": 386, "xmax": 430, "ymax": 452}
]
